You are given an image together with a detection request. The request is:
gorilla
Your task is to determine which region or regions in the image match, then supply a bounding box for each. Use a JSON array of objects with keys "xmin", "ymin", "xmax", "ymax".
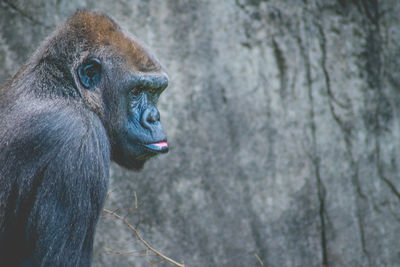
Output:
[{"xmin": 0, "ymin": 10, "xmax": 169, "ymax": 266}]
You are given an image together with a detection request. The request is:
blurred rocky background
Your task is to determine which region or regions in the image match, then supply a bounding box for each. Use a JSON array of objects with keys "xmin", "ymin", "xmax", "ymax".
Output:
[{"xmin": 1, "ymin": 0, "xmax": 400, "ymax": 266}]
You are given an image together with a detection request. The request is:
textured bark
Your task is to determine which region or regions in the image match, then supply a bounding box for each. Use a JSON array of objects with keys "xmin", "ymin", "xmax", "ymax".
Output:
[{"xmin": 1, "ymin": 1, "xmax": 400, "ymax": 266}]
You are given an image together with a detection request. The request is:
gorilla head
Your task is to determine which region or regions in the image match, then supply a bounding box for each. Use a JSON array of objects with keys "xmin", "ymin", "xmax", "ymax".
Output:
[{"xmin": 66, "ymin": 11, "xmax": 169, "ymax": 170}]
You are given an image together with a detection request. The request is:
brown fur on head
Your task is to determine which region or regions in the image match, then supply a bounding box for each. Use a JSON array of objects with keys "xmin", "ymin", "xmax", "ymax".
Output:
[{"xmin": 67, "ymin": 10, "xmax": 161, "ymax": 73}]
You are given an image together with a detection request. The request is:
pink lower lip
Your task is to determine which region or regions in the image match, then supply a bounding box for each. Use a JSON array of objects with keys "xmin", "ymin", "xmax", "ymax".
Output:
[
  {"xmin": 144, "ymin": 141, "xmax": 169, "ymax": 153},
  {"xmin": 153, "ymin": 141, "xmax": 168, "ymax": 147}
]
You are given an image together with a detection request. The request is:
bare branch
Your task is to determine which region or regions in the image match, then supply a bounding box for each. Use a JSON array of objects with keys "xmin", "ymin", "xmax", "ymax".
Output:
[
  {"xmin": 254, "ymin": 253, "xmax": 264, "ymax": 266},
  {"xmin": 103, "ymin": 208, "xmax": 185, "ymax": 267}
]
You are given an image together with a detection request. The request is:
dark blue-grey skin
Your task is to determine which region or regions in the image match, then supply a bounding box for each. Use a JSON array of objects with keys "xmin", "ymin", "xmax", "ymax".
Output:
[{"xmin": 0, "ymin": 10, "xmax": 169, "ymax": 266}]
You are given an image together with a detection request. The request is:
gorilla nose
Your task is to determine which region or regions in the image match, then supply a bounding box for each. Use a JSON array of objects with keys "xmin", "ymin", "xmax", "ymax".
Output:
[{"xmin": 141, "ymin": 107, "xmax": 160, "ymax": 129}]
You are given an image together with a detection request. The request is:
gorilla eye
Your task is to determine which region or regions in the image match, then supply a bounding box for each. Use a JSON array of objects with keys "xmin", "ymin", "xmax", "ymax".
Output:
[
  {"xmin": 132, "ymin": 86, "xmax": 144, "ymax": 96},
  {"xmin": 77, "ymin": 58, "xmax": 102, "ymax": 91}
]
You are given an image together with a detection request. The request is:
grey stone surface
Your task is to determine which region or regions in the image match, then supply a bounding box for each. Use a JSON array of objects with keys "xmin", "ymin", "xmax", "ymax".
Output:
[{"xmin": 1, "ymin": 0, "xmax": 400, "ymax": 266}]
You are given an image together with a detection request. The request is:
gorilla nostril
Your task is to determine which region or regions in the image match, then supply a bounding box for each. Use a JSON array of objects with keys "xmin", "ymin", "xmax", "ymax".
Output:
[
  {"xmin": 149, "ymin": 108, "xmax": 160, "ymax": 123},
  {"xmin": 141, "ymin": 107, "xmax": 160, "ymax": 128}
]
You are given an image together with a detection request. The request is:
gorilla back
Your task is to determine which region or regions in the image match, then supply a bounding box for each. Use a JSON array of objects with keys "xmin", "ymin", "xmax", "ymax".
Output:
[{"xmin": 0, "ymin": 10, "xmax": 169, "ymax": 266}]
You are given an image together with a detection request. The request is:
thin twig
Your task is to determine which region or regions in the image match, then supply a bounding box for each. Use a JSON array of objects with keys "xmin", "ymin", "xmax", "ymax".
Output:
[
  {"xmin": 134, "ymin": 191, "xmax": 138, "ymax": 209},
  {"xmin": 103, "ymin": 208, "xmax": 185, "ymax": 267},
  {"xmin": 255, "ymin": 253, "xmax": 264, "ymax": 266}
]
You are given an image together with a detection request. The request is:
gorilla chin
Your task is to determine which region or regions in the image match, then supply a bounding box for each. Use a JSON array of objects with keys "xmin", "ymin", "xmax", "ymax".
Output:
[{"xmin": 113, "ymin": 141, "xmax": 169, "ymax": 171}]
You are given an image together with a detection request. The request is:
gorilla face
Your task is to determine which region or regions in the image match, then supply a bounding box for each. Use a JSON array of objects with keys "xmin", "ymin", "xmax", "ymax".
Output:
[{"xmin": 109, "ymin": 69, "xmax": 169, "ymax": 170}]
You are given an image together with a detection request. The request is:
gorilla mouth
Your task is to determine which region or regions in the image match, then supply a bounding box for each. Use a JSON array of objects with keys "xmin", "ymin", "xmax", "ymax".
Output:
[{"xmin": 143, "ymin": 141, "xmax": 169, "ymax": 153}]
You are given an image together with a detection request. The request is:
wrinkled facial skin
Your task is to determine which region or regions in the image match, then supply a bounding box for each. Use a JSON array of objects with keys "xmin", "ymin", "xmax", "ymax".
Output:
[{"xmin": 107, "ymin": 67, "xmax": 169, "ymax": 170}]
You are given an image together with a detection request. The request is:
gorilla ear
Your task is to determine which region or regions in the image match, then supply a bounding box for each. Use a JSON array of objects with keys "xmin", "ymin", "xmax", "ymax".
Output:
[{"xmin": 77, "ymin": 58, "xmax": 102, "ymax": 91}]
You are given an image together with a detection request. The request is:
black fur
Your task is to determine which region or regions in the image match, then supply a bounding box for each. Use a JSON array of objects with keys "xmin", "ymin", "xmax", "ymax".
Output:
[
  {"xmin": 0, "ymin": 10, "xmax": 168, "ymax": 266},
  {"xmin": 0, "ymin": 101, "xmax": 109, "ymax": 266}
]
